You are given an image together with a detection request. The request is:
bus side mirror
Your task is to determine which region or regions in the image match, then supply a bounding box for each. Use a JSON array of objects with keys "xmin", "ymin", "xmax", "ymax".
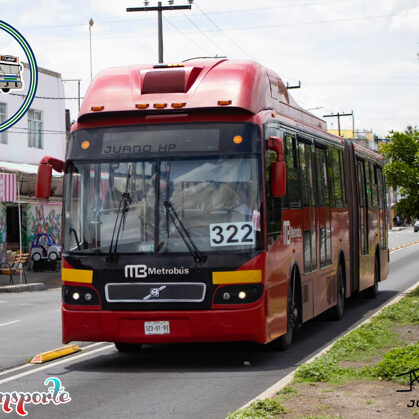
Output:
[
  {"xmin": 267, "ymin": 136, "xmax": 286, "ymax": 198},
  {"xmin": 271, "ymin": 162, "xmax": 286, "ymax": 197},
  {"xmin": 36, "ymin": 156, "xmax": 65, "ymax": 199}
]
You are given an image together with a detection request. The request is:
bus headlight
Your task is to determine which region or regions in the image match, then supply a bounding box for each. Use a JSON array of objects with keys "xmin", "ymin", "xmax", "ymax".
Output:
[
  {"xmin": 63, "ymin": 285, "xmax": 100, "ymax": 306},
  {"xmin": 213, "ymin": 284, "xmax": 263, "ymax": 305}
]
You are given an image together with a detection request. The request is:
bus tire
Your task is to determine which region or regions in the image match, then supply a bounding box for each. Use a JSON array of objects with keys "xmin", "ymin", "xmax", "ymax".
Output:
[
  {"xmin": 272, "ymin": 268, "xmax": 299, "ymax": 350},
  {"xmin": 364, "ymin": 256, "xmax": 379, "ymax": 299},
  {"xmin": 114, "ymin": 342, "xmax": 143, "ymax": 353},
  {"xmin": 1, "ymin": 88, "xmax": 10, "ymax": 93},
  {"xmin": 331, "ymin": 263, "xmax": 345, "ymax": 320}
]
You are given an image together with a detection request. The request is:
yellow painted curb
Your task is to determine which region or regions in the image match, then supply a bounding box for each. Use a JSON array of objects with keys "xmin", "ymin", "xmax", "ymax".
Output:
[
  {"xmin": 390, "ymin": 240, "xmax": 419, "ymax": 252},
  {"xmin": 30, "ymin": 344, "xmax": 81, "ymax": 364}
]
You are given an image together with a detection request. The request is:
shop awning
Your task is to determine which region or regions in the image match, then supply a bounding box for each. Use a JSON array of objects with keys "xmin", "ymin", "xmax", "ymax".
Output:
[{"xmin": 0, "ymin": 161, "xmax": 63, "ymax": 177}]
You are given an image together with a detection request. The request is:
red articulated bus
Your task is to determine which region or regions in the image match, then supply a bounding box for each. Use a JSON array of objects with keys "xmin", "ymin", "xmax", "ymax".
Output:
[{"xmin": 36, "ymin": 59, "xmax": 388, "ymax": 351}]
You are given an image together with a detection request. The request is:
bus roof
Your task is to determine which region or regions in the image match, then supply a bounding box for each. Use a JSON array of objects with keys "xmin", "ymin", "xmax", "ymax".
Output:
[{"xmin": 78, "ymin": 58, "xmax": 326, "ymax": 131}]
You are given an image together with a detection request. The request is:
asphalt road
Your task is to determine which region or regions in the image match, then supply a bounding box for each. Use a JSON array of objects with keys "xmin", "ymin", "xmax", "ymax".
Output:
[{"xmin": 0, "ymin": 229, "xmax": 418, "ymax": 418}]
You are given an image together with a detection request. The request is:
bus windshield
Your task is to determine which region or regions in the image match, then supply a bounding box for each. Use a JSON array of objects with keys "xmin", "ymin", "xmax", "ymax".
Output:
[{"xmin": 64, "ymin": 156, "xmax": 261, "ymax": 255}]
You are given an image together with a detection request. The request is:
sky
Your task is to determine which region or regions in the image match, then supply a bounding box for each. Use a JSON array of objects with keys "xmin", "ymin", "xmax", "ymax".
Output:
[{"xmin": 0, "ymin": 0, "xmax": 418, "ymax": 137}]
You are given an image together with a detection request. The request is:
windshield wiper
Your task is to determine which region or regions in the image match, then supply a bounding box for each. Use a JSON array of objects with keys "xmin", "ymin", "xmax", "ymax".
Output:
[
  {"xmin": 107, "ymin": 165, "xmax": 132, "ymax": 262},
  {"xmin": 163, "ymin": 200, "xmax": 206, "ymax": 263}
]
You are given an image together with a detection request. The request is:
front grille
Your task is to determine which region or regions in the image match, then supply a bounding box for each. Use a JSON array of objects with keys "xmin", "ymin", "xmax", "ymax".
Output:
[{"xmin": 105, "ymin": 282, "xmax": 206, "ymax": 303}]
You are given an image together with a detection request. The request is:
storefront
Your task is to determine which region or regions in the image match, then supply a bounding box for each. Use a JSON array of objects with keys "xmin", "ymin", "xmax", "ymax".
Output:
[{"xmin": 0, "ymin": 162, "xmax": 63, "ymax": 264}]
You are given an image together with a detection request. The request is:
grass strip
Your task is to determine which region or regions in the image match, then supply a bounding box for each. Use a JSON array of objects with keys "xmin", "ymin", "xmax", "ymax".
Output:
[{"xmin": 228, "ymin": 286, "xmax": 419, "ymax": 417}]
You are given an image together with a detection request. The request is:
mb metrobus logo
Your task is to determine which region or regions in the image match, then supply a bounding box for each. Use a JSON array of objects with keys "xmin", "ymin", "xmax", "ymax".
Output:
[{"xmin": 0, "ymin": 20, "xmax": 38, "ymax": 132}]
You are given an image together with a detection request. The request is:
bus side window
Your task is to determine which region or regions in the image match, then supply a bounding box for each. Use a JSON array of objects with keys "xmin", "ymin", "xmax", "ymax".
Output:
[
  {"xmin": 326, "ymin": 147, "xmax": 335, "ymax": 207},
  {"xmin": 331, "ymin": 148, "xmax": 344, "ymax": 207},
  {"xmin": 315, "ymin": 145, "xmax": 329, "ymax": 207},
  {"xmin": 285, "ymin": 133, "xmax": 301, "ymax": 208},
  {"xmin": 339, "ymin": 150, "xmax": 347, "ymax": 207},
  {"xmin": 365, "ymin": 161, "xmax": 374, "ymax": 209},
  {"xmin": 298, "ymin": 142, "xmax": 309, "ymax": 206},
  {"xmin": 371, "ymin": 162, "xmax": 379, "ymax": 209}
]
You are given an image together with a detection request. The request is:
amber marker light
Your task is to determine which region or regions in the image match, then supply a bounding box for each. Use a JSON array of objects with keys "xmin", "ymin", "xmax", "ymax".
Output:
[
  {"xmin": 81, "ymin": 141, "xmax": 90, "ymax": 150},
  {"xmin": 136, "ymin": 103, "xmax": 149, "ymax": 109},
  {"xmin": 153, "ymin": 103, "xmax": 167, "ymax": 109},
  {"xmin": 171, "ymin": 102, "xmax": 186, "ymax": 108},
  {"xmin": 217, "ymin": 100, "xmax": 232, "ymax": 106},
  {"xmin": 233, "ymin": 135, "xmax": 243, "ymax": 144},
  {"xmin": 91, "ymin": 106, "xmax": 104, "ymax": 111}
]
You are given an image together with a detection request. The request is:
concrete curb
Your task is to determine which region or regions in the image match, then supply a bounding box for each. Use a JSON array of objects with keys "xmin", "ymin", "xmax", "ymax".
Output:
[
  {"xmin": 237, "ymin": 279, "xmax": 419, "ymax": 411},
  {"xmin": 0, "ymin": 283, "xmax": 48, "ymax": 293}
]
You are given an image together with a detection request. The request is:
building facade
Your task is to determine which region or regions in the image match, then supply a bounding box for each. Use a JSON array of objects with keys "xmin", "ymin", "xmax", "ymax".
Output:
[{"xmin": 0, "ymin": 64, "xmax": 65, "ymax": 263}]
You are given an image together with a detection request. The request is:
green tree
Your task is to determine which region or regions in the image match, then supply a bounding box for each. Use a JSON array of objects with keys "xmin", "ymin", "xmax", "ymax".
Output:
[{"xmin": 380, "ymin": 127, "xmax": 419, "ymax": 219}]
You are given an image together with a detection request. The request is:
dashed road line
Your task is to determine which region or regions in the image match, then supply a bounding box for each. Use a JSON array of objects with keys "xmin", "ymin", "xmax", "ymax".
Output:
[
  {"xmin": 0, "ymin": 320, "xmax": 21, "ymax": 328},
  {"xmin": 390, "ymin": 240, "xmax": 419, "ymax": 253}
]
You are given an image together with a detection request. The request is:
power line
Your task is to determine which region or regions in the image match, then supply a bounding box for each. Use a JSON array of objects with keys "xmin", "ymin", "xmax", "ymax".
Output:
[
  {"xmin": 163, "ymin": 16, "xmax": 213, "ymax": 56},
  {"xmin": 17, "ymin": 0, "xmax": 358, "ymax": 30},
  {"xmin": 179, "ymin": 12, "xmax": 227, "ymax": 56},
  {"xmin": 8, "ymin": 92, "xmax": 83, "ymax": 100},
  {"xmin": 195, "ymin": 3, "xmax": 256, "ymax": 60},
  {"xmin": 29, "ymin": 10, "xmax": 419, "ymax": 46}
]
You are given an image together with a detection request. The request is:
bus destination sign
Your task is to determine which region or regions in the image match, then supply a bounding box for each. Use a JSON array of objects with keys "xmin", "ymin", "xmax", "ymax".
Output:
[
  {"xmin": 0, "ymin": 55, "xmax": 18, "ymax": 63},
  {"xmin": 102, "ymin": 128, "xmax": 220, "ymax": 155}
]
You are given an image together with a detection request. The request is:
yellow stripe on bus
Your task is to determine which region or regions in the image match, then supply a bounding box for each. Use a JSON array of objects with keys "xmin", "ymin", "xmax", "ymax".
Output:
[
  {"xmin": 212, "ymin": 270, "xmax": 262, "ymax": 284},
  {"xmin": 62, "ymin": 268, "xmax": 93, "ymax": 284}
]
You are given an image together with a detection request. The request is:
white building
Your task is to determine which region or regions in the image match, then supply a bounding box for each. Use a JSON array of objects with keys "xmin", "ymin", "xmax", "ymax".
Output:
[
  {"xmin": 0, "ymin": 64, "xmax": 66, "ymax": 163},
  {"xmin": 0, "ymin": 64, "xmax": 65, "ymax": 263}
]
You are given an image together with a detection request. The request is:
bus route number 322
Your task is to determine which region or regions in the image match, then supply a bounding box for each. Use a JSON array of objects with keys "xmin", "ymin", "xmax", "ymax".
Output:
[{"xmin": 209, "ymin": 222, "xmax": 255, "ymax": 247}]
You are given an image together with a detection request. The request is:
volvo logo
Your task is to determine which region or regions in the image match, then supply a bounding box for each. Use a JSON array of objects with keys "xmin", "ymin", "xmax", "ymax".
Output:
[{"xmin": 143, "ymin": 286, "xmax": 166, "ymax": 300}]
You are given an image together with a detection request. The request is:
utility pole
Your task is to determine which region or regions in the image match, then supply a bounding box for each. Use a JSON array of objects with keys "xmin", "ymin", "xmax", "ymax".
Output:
[
  {"xmin": 323, "ymin": 111, "xmax": 354, "ymax": 137},
  {"xmin": 127, "ymin": 1, "xmax": 193, "ymax": 63}
]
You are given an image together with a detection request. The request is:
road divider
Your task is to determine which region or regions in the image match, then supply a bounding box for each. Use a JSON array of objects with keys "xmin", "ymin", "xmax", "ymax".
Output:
[{"xmin": 31, "ymin": 344, "xmax": 81, "ymax": 364}]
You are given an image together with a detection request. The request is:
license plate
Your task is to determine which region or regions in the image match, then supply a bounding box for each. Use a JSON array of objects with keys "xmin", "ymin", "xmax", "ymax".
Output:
[{"xmin": 144, "ymin": 321, "xmax": 170, "ymax": 335}]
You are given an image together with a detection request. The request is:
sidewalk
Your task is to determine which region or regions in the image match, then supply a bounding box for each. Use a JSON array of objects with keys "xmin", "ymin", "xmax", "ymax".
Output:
[{"xmin": 0, "ymin": 269, "xmax": 61, "ymax": 293}]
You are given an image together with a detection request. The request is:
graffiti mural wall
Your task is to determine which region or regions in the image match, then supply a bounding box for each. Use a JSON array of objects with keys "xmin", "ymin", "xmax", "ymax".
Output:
[{"xmin": 27, "ymin": 203, "xmax": 62, "ymax": 248}]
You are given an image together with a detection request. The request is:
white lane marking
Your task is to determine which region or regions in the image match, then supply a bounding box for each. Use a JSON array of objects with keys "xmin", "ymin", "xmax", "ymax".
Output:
[
  {"xmin": 0, "ymin": 320, "xmax": 21, "ymax": 328},
  {"xmin": 0, "ymin": 343, "xmax": 114, "ymax": 385},
  {"xmin": 0, "ymin": 342, "xmax": 106, "ymax": 378},
  {"xmin": 0, "ymin": 301, "xmax": 8, "ymax": 304}
]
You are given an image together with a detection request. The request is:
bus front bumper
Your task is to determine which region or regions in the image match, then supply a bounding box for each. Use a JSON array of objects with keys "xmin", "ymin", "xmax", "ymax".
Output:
[{"xmin": 62, "ymin": 304, "xmax": 267, "ymax": 345}]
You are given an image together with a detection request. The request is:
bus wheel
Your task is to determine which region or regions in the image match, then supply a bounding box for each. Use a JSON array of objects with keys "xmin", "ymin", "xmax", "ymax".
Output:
[
  {"xmin": 1, "ymin": 88, "xmax": 10, "ymax": 93},
  {"xmin": 364, "ymin": 257, "xmax": 379, "ymax": 299},
  {"xmin": 273, "ymin": 269, "xmax": 299, "ymax": 350},
  {"xmin": 331, "ymin": 263, "xmax": 345, "ymax": 320},
  {"xmin": 114, "ymin": 342, "xmax": 143, "ymax": 353}
]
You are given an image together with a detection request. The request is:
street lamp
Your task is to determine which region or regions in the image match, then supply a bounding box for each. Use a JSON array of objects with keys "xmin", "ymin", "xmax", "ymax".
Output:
[{"xmin": 89, "ymin": 18, "xmax": 94, "ymax": 81}]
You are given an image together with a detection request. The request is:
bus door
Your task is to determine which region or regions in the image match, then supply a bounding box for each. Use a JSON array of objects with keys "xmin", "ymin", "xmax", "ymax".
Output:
[
  {"xmin": 298, "ymin": 137, "xmax": 317, "ymax": 319},
  {"xmin": 356, "ymin": 158, "xmax": 369, "ymax": 290},
  {"xmin": 313, "ymin": 143, "xmax": 334, "ymax": 314},
  {"xmin": 315, "ymin": 144, "xmax": 332, "ymax": 273}
]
